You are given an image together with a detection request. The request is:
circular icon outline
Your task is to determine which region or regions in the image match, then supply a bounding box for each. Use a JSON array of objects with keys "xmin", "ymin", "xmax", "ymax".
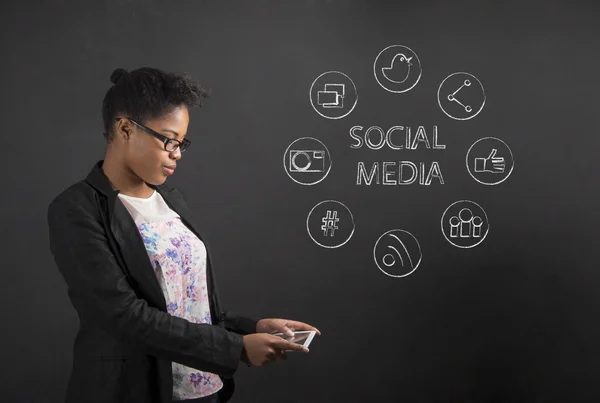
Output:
[
  {"xmin": 306, "ymin": 199, "xmax": 355, "ymax": 249},
  {"xmin": 437, "ymin": 72, "xmax": 486, "ymax": 121},
  {"xmin": 466, "ymin": 137, "xmax": 514, "ymax": 186},
  {"xmin": 441, "ymin": 200, "xmax": 490, "ymax": 249},
  {"xmin": 373, "ymin": 45, "xmax": 422, "ymax": 94},
  {"xmin": 283, "ymin": 137, "xmax": 332, "ymax": 186},
  {"xmin": 373, "ymin": 229, "xmax": 422, "ymax": 278},
  {"xmin": 309, "ymin": 71, "xmax": 358, "ymax": 120}
]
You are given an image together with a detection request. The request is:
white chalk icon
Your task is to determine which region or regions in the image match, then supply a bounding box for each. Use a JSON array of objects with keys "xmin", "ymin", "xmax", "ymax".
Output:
[
  {"xmin": 307, "ymin": 200, "xmax": 355, "ymax": 248},
  {"xmin": 437, "ymin": 72, "xmax": 485, "ymax": 120},
  {"xmin": 449, "ymin": 208, "xmax": 482, "ymax": 238},
  {"xmin": 374, "ymin": 45, "xmax": 422, "ymax": 93},
  {"xmin": 447, "ymin": 79, "xmax": 472, "ymax": 112},
  {"xmin": 310, "ymin": 71, "xmax": 357, "ymax": 119},
  {"xmin": 441, "ymin": 200, "xmax": 489, "ymax": 248},
  {"xmin": 317, "ymin": 83, "xmax": 345, "ymax": 108},
  {"xmin": 289, "ymin": 150, "xmax": 326, "ymax": 173},
  {"xmin": 321, "ymin": 210, "xmax": 339, "ymax": 236},
  {"xmin": 474, "ymin": 149, "xmax": 505, "ymax": 174},
  {"xmin": 373, "ymin": 229, "xmax": 422, "ymax": 278},
  {"xmin": 466, "ymin": 137, "xmax": 514, "ymax": 186},
  {"xmin": 283, "ymin": 137, "xmax": 332, "ymax": 185},
  {"xmin": 381, "ymin": 53, "xmax": 413, "ymax": 84}
]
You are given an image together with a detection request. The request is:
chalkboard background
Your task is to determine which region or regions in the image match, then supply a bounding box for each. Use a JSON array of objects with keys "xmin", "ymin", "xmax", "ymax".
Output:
[{"xmin": 3, "ymin": 0, "xmax": 599, "ymax": 402}]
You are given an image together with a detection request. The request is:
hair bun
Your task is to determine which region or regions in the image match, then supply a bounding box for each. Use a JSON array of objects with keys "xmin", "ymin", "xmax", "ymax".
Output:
[{"xmin": 110, "ymin": 68, "xmax": 129, "ymax": 84}]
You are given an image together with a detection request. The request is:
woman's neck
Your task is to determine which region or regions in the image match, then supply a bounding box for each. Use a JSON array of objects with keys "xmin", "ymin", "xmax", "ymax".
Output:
[{"xmin": 101, "ymin": 153, "xmax": 155, "ymax": 198}]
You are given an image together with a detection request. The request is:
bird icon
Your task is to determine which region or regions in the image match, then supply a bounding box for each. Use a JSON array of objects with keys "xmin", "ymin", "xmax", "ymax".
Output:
[{"xmin": 381, "ymin": 53, "xmax": 413, "ymax": 84}]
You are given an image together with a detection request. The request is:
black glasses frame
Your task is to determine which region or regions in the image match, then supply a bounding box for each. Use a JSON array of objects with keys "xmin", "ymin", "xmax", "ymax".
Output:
[{"xmin": 114, "ymin": 117, "xmax": 191, "ymax": 152}]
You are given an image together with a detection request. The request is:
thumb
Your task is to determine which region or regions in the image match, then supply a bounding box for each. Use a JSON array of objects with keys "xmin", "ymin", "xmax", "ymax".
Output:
[
  {"xmin": 487, "ymin": 148, "xmax": 497, "ymax": 159},
  {"xmin": 282, "ymin": 326, "xmax": 294, "ymax": 337}
]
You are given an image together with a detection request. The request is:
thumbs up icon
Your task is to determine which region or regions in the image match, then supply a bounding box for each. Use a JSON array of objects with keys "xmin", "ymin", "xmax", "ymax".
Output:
[{"xmin": 474, "ymin": 149, "xmax": 505, "ymax": 174}]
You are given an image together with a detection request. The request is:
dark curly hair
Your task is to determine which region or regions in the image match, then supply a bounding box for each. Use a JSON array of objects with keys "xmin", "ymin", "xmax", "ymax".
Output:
[{"xmin": 101, "ymin": 67, "xmax": 210, "ymax": 143}]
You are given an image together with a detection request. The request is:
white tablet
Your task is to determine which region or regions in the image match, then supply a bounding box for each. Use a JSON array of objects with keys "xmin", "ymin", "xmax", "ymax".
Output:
[{"xmin": 272, "ymin": 330, "xmax": 316, "ymax": 351}]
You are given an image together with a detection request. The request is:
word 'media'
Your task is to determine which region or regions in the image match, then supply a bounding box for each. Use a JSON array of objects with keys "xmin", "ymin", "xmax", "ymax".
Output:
[{"xmin": 350, "ymin": 125, "xmax": 446, "ymax": 186}]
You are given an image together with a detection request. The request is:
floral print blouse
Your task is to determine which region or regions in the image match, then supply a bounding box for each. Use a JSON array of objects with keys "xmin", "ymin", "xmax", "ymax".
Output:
[{"xmin": 118, "ymin": 189, "xmax": 223, "ymax": 400}]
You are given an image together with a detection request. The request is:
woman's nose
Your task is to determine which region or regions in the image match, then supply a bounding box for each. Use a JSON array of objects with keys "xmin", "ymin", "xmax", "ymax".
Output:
[{"xmin": 170, "ymin": 147, "xmax": 182, "ymax": 159}]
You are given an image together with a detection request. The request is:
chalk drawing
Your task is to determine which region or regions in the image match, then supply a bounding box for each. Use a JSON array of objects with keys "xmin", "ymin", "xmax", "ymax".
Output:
[
  {"xmin": 466, "ymin": 137, "xmax": 514, "ymax": 185},
  {"xmin": 307, "ymin": 200, "xmax": 355, "ymax": 248},
  {"xmin": 441, "ymin": 200, "xmax": 489, "ymax": 248},
  {"xmin": 283, "ymin": 137, "xmax": 332, "ymax": 185},
  {"xmin": 310, "ymin": 71, "xmax": 357, "ymax": 119},
  {"xmin": 437, "ymin": 72, "xmax": 485, "ymax": 120},
  {"xmin": 374, "ymin": 45, "xmax": 422, "ymax": 93},
  {"xmin": 373, "ymin": 229, "xmax": 422, "ymax": 278}
]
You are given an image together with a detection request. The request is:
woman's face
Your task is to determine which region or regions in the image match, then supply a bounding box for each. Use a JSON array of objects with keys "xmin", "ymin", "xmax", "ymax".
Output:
[{"xmin": 121, "ymin": 105, "xmax": 190, "ymax": 186}]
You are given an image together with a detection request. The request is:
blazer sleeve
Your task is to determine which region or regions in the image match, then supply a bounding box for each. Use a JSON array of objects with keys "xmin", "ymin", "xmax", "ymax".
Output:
[
  {"xmin": 220, "ymin": 310, "xmax": 260, "ymax": 335},
  {"xmin": 47, "ymin": 195, "xmax": 245, "ymax": 377}
]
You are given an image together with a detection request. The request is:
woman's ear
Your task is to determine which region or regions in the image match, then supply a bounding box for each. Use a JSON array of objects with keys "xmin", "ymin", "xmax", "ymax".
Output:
[{"xmin": 116, "ymin": 120, "xmax": 131, "ymax": 140}]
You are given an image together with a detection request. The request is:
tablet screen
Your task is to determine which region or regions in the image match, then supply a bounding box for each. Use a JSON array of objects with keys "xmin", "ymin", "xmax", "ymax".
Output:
[{"xmin": 282, "ymin": 332, "xmax": 310, "ymax": 344}]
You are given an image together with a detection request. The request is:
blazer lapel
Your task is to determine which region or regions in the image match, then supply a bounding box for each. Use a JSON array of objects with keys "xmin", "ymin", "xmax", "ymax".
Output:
[
  {"xmin": 110, "ymin": 197, "xmax": 167, "ymax": 309},
  {"xmin": 84, "ymin": 160, "xmax": 167, "ymax": 310}
]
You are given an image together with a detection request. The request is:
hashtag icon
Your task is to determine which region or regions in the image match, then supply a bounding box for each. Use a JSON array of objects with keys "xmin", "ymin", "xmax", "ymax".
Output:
[{"xmin": 321, "ymin": 210, "xmax": 339, "ymax": 237}]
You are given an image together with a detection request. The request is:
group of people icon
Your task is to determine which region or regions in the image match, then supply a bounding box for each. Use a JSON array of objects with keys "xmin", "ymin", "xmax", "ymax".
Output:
[{"xmin": 448, "ymin": 208, "xmax": 484, "ymax": 238}]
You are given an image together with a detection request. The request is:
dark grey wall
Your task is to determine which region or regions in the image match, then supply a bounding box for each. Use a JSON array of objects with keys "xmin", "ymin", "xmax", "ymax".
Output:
[{"xmin": 2, "ymin": 0, "xmax": 599, "ymax": 402}]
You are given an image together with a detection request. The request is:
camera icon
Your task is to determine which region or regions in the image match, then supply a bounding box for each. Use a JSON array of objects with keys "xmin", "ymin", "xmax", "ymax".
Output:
[{"xmin": 289, "ymin": 150, "xmax": 326, "ymax": 173}]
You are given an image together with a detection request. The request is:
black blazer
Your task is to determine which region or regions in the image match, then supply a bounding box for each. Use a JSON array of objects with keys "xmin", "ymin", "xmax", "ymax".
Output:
[{"xmin": 47, "ymin": 160, "xmax": 260, "ymax": 403}]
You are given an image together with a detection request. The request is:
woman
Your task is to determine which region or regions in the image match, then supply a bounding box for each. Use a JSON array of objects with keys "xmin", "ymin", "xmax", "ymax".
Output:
[{"xmin": 47, "ymin": 67, "xmax": 321, "ymax": 403}]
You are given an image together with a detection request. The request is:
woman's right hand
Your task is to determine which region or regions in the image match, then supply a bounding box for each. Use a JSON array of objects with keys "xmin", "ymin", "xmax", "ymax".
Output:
[{"xmin": 241, "ymin": 333, "xmax": 309, "ymax": 367}]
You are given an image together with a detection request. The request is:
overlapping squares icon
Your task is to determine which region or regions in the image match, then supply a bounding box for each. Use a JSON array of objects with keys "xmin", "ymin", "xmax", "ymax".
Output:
[{"xmin": 317, "ymin": 83, "xmax": 345, "ymax": 108}]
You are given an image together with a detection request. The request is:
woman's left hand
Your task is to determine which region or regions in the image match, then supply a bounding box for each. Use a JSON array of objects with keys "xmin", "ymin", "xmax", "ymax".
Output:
[{"xmin": 256, "ymin": 318, "xmax": 321, "ymax": 337}]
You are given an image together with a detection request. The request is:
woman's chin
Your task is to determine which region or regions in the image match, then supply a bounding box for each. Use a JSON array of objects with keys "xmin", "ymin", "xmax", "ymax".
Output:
[{"xmin": 144, "ymin": 176, "xmax": 167, "ymax": 186}]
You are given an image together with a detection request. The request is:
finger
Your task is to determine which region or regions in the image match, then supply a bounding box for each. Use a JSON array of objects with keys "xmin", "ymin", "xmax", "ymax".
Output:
[
  {"xmin": 272, "ymin": 338, "xmax": 309, "ymax": 352},
  {"xmin": 267, "ymin": 320, "xmax": 295, "ymax": 336},
  {"xmin": 487, "ymin": 148, "xmax": 497, "ymax": 159},
  {"xmin": 288, "ymin": 341, "xmax": 309, "ymax": 352},
  {"xmin": 270, "ymin": 328, "xmax": 293, "ymax": 337}
]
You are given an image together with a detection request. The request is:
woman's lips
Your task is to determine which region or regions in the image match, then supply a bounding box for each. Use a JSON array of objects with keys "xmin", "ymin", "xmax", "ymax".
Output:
[{"xmin": 163, "ymin": 166, "xmax": 175, "ymax": 176}]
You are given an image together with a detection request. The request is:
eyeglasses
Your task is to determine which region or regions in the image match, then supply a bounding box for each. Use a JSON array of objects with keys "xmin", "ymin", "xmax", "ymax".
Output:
[{"xmin": 114, "ymin": 117, "xmax": 191, "ymax": 152}]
